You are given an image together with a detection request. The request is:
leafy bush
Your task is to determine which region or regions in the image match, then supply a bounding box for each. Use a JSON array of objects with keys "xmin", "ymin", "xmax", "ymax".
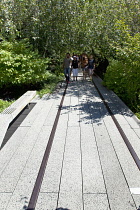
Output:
[
  {"xmin": 0, "ymin": 99, "xmax": 14, "ymax": 113},
  {"xmin": 103, "ymin": 59, "xmax": 140, "ymax": 112},
  {"xmin": 0, "ymin": 39, "xmax": 51, "ymax": 88},
  {"xmin": 103, "ymin": 30, "xmax": 140, "ymax": 114}
]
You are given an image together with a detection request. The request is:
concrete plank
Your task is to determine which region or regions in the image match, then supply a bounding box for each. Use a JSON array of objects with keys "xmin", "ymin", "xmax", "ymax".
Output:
[
  {"xmin": 93, "ymin": 121, "xmax": 136, "ymax": 210},
  {"xmin": 79, "ymin": 79, "xmax": 138, "ymax": 209},
  {"xmin": 39, "ymin": 127, "xmax": 67, "ymax": 193},
  {"xmin": 123, "ymin": 115, "xmax": 140, "ymax": 129},
  {"xmin": 36, "ymin": 90, "xmax": 71, "ymax": 210},
  {"xmin": 0, "ymin": 127, "xmax": 30, "ymax": 175},
  {"xmin": 0, "ymin": 91, "xmax": 36, "ymax": 148},
  {"xmin": 43, "ymin": 94, "xmax": 63, "ymax": 126},
  {"xmin": 38, "ymin": 88, "xmax": 71, "ymax": 194},
  {"xmin": 79, "ymin": 93, "xmax": 92, "ymax": 125},
  {"xmin": 56, "ymin": 91, "xmax": 70, "ymax": 128},
  {"xmin": 120, "ymin": 125, "xmax": 140, "ymax": 160},
  {"xmin": 68, "ymin": 110, "xmax": 80, "ymax": 127},
  {"xmin": 0, "ymin": 115, "xmax": 13, "ymax": 147},
  {"xmin": 59, "ymin": 98, "xmax": 70, "ymax": 127},
  {"xmin": 58, "ymin": 192, "xmax": 83, "ymax": 210},
  {"xmin": 105, "ymin": 118, "xmax": 140, "ymax": 186},
  {"xmin": 130, "ymin": 188, "xmax": 140, "ymax": 194},
  {"xmin": 68, "ymin": 96, "xmax": 80, "ymax": 127},
  {"xmin": 58, "ymin": 127, "xmax": 83, "ymax": 209},
  {"xmin": 4, "ymin": 126, "xmax": 52, "ymax": 210},
  {"xmin": 0, "ymin": 78, "xmax": 139, "ymax": 210},
  {"xmin": 114, "ymin": 113, "xmax": 132, "ymax": 125},
  {"xmin": 80, "ymin": 124, "xmax": 106, "ymax": 194},
  {"xmin": 0, "ymin": 101, "xmax": 55, "ymax": 193},
  {"xmin": 44, "ymin": 107, "xmax": 60, "ymax": 126},
  {"xmin": 3, "ymin": 193, "xmax": 31, "ymax": 210},
  {"xmin": 100, "ymin": 112, "xmax": 140, "ymax": 209},
  {"xmin": 83, "ymin": 194, "xmax": 109, "ymax": 210},
  {"xmin": 19, "ymin": 103, "xmax": 42, "ymax": 127},
  {"xmin": 132, "ymin": 195, "xmax": 140, "ymax": 209},
  {"xmin": 0, "ymin": 193, "xmax": 12, "ymax": 210},
  {"xmin": 134, "ymin": 128, "xmax": 140, "ymax": 138},
  {"xmin": 99, "ymin": 104, "xmax": 140, "ymax": 187},
  {"xmin": 21, "ymin": 99, "xmax": 54, "ymax": 127},
  {"xmin": 36, "ymin": 193, "xmax": 58, "ymax": 210},
  {"xmin": 67, "ymin": 84, "xmax": 80, "ymax": 127}
]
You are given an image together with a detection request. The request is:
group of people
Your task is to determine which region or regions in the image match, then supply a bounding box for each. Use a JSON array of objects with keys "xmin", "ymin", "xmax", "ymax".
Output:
[{"xmin": 63, "ymin": 53, "xmax": 95, "ymax": 83}]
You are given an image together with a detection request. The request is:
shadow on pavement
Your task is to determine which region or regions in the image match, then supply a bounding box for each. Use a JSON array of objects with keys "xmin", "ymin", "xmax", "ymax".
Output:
[
  {"xmin": 56, "ymin": 208, "xmax": 70, "ymax": 210},
  {"xmin": 54, "ymin": 79, "xmax": 136, "ymax": 125}
]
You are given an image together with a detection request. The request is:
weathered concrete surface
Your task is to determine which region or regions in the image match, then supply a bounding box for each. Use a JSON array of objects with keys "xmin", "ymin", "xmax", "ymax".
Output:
[{"xmin": 0, "ymin": 75, "xmax": 139, "ymax": 210}]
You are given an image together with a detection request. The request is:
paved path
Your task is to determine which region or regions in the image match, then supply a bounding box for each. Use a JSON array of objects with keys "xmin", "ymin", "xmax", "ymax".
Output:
[{"xmin": 0, "ymin": 75, "xmax": 140, "ymax": 210}]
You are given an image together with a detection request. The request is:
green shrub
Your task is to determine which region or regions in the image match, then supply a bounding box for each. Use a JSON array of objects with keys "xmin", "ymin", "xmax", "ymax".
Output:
[
  {"xmin": 0, "ymin": 40, "xmax": 51, "ymax": 88},
  {"xmin": 0, "ymin": 99, "xmax": 14, "ymax": 113},
  {"xmin": 103, "ymin": 59, "xmax": 140, "ymax": 112},
  {"xmin": 103, "ymin": 31, "xmax": 140, "ymax": 114}
]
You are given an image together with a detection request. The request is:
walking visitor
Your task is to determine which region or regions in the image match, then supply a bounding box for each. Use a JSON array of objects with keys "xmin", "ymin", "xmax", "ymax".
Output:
[
  {"xmin": 80, "ymin": 53, "xmax": 89, "ymax": 80},
  {"xmin": 71, "ymin": 56, "xmax": 79, "ymax": 81},
  {"xmin": 88, "ymin": 55, "xmax": 95, "ymax": 79},
  {"xmin": 63, "ymin": 53, "xmax": 72, "ymax": 83}
]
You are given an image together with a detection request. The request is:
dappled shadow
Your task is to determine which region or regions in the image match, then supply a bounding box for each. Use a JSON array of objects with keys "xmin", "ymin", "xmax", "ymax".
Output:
[
  {"xmin": 37, "ymin": 77, "xmax": 138, "ymax": 126},
  {"xmin": 56, "ymin": 208, "xmax": 70, "ymax": 210},
  {"xmin": 56, "ymin": 78, "xmax": 138, "ymax": 125}
]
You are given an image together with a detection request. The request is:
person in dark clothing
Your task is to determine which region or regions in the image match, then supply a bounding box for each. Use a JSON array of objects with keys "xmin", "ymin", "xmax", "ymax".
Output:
[
  {"xmin": 80, "ymin": 53, "xmax": 89, "ymax": 80},
  {"xmin": 88, "ymin": 55, "xmax": 95, "ymax": 79},
  {"xmin": 94, "ymin": 57, "xmax": 109, "ymax": 78},
  {"xmin": 71, "ymin": 56, "xmax": 79, "ymax": 81}
]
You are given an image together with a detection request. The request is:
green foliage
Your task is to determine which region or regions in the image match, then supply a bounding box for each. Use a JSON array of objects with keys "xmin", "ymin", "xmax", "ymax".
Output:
[
  {"xmin": 1, "ymin": 0, "xmax": 140, "ymax": 116},
  {"xmin": 136, "ymin": 111, "xmax": 140, "ymax": 120},
  {"xmin": 37, "ymin": 74, "xmax": 63, "ymax": 98},
  {"xmin": 0, "ymin": 99, "xmax": 14, "ymax": 113},
  {"xmin": 104, "ymin": 25, "xmax": 140, "ymax": 113},
  {"xmin": 104, "ymin": 58, "xmax": 140, "ymax": 112},
  {"xmin": 0, "ymin": 40, "xmax": 50, "ymax": 88}
]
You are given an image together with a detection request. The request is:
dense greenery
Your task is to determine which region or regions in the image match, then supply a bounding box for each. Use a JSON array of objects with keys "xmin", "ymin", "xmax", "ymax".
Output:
[
  {"xmin": 104, "ymin": 29, "xmax": 140, "ymax": 114},
  {"xmin": 0, "ymin": 39, "xmax": 50, "ymax": 88},
  {"xmin": 0, "ymin": 0, "xmax": 140, "ymax": 116},
  {"xmin": 0, "ymin": 99, "xmax": 14, "ymax": 113}
]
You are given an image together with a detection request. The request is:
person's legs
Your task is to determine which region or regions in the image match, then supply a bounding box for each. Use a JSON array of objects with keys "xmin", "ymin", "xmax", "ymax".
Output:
[
  {"xmin": 64, "ymin": 68, "xmax": 70, "ymax": 82},
  {"xmin": 76, "ymin": 68, "xmax": 78, "ymax": 81},
  {"xmin": 89, "ymin": 68, "xmax": 93, "ymax": 79},
  {"xmin": 82, "ymin": 68, "xmax": 85, "ymax": 80},
  {"xmin": 73, "ymin": 69, "xmax": 76, "ymax": 81},
  {"xmin": 64, "ymin": 68, "xmax": 67, "ymax": 82},
  {"xmin": 68, "ymin": 68, "xmax": 70, "ymax": 81}
]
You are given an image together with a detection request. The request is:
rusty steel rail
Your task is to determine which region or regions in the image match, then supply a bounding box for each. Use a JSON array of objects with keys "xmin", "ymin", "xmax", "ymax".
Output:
[
  {"xmin": 27, "ymin": 84, "xmax": 68, "ymax": 210},
  {"xmin": 27, "ymin": 77, "xmax": 140, "ymax": 210},
  {"xmin": 92, "ymin": 76, "xmax": 140, "ymax": 171}
]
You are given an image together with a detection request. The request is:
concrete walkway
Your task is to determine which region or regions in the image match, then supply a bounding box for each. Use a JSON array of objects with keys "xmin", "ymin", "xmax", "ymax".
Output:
[{"xmin": 0, "ymin": 75, "xmax": 140, "ymax": 210}]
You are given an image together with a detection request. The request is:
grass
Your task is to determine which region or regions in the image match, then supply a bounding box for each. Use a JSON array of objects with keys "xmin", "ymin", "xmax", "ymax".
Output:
[
  {"xmin": 37, "ymin": 74, "xmax": 64, "ymax": 98},
  {"xmin": 37, "ymin": 81, "xmax": 61, "ymax": 98}
]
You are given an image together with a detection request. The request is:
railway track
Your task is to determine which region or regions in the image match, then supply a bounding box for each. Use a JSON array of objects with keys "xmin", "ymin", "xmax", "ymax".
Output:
[
  {"xmin": 92, "ymin": 78, "xmax": 140, "ymax": 171},
  {"xmin": 26, "ymin": 76, "xmax": 140, "ymax": 210}
]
